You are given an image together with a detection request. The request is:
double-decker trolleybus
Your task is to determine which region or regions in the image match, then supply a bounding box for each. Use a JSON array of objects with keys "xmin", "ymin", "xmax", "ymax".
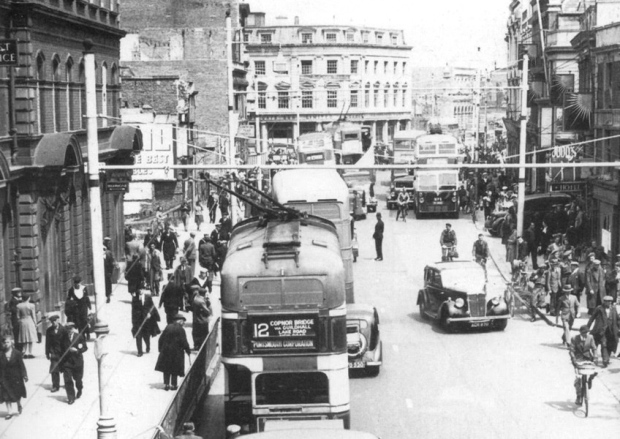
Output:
[
  {"xmin": 297, "ymin": 132, "xmax": 337, "ymax": 166},
  {"xmin": 272, "ymin": 169, "xmax": 355, "ymax": 304},
  {"xmin": 222, "ymin": 214, "xmax": 349, "ymax": 433},
  {"xmin": 392, "ymin": 129, "xmax": 427, "ymax": 165},
  {"xmin": 413, "ymin": 134, "xmax": 463, "ymax": 219}
]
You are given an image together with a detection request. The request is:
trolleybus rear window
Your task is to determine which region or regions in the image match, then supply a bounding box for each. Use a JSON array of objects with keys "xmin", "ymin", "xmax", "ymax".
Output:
[
  {"xmin": 394, "ymin": 139, "xmax": 413, "ymax": 149},
  {"xmin": 418, "ymin": 173, "xmax": 458, "ymax": 191},
  {"xmin": 255, "ymin": 372, "xmax": 329, "ymax": 405},
  {"xmin": 286, "ymin": 203, "xmax": 341, "ymax": 220}
]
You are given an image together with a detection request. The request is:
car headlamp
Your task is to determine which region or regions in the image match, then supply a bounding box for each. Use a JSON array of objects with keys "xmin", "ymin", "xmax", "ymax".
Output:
[
  {"xmin": 451, "ymin": 196, "xmax": 457, "ymax": 202},
  {"xmin": 491, "ymin": 297, "xmax": 500, "ymax": 306},
  {"xmin": 390, "ymin": 191, "xmax": 395, "ymax": 198},
  {"xmin": 454, "ymin": 298, "xmax": 465, "ymax": 309}
]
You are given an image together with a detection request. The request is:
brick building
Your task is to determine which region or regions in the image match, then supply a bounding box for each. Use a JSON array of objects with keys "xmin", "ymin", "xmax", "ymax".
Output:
[{"xmin": 0, "ymin": 0, "xmax": 142, "ymax": 325}]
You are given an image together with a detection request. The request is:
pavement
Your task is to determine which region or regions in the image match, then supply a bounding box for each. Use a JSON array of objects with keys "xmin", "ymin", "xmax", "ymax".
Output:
[
  {"xmin": 1, "ymin": 214, "xmax": 226, "ymax": 439},
  {"xmin": 472, "ymin": 208, "xmax": 620, "ymax": 404}
]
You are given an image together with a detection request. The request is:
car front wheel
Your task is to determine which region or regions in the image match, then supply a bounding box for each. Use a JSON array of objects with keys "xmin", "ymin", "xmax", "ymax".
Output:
[
  {"xmin": 495, "ymin": 319, "xmax": 508, "ymax": 331},
  {"xmin": 419, "ymin": 296, "xmax": 429, "ymax": 320}
]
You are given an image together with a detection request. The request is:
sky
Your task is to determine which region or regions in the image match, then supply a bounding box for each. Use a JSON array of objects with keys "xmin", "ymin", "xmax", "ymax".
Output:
[{"xmin": 247, "ymin": 0, "xmax": 509, "ymax": 70}]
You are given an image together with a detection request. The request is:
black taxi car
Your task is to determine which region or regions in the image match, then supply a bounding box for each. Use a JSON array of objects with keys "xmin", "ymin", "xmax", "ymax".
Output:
[
  {"xmin": 417, "ymin": 261, "xmax": 510, "ymax": 331},
  {"xmin": 346, "ymin": 304, "xmax": 382, "ymax": 376},
  {"xmin": 386, "ymin": 173, "xmax": 415, "ymax": 210}
]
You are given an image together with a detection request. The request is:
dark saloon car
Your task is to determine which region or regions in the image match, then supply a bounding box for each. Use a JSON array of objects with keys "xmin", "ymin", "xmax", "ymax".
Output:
[
  {"xmin": 346, "ymin": 304, "xmax": 382, "ymax": 376},
  {"xmin": 386, "ymin": 173, "xmax": 415, "ymax": 210},
  {"xmin": 485, "ymin": 192, "xmax": 572, "ymax": 236},
  {"xmin": 417, "ymin": 261, "xmax": 510, "ymax": 331}
]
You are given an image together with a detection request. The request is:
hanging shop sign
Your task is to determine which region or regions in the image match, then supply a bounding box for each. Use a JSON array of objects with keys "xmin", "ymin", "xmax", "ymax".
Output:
[{"xmin": 0, "ymin": 40, "xmax": 18, "ymax": 66}]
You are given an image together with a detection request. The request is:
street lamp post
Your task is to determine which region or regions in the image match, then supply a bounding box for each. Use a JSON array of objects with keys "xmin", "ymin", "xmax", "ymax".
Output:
[{"xmin": 83, "ymin": 39, "xmax": 116, "ymax": 439}]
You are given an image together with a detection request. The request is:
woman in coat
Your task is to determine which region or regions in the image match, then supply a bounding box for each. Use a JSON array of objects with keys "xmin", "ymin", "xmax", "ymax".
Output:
[
  {"xmin": 16, "ymin": 296, "xmax": 37, "ymax": 358},
  {"xmin": 155, "ymin": 314, "xmax": 190, "ymax": 391},
  {"xmin": 66, "ymin": 275, "xmax": 92, "ymax": 340},
  {"xmin": 0, "ymin": 337, "xmax": 28, "ymax": 419}
]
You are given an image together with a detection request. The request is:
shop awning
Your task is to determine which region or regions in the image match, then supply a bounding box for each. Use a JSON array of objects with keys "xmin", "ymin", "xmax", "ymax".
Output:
[
  {"xmin": 33, "ymin": 133, "xmax": 82, "ymax": 168},
  {"xmin": 98, "ymin": 125, "xmax": 144, "ymax": 161}
]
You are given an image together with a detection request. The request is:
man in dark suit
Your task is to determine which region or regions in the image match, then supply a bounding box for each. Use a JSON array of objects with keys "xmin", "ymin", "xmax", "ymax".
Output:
[
  {"xmin": 159, "ymin": 275, "xmax": 185, "ymax": 324},
  {"xmin": 587, "ymin": 295, "xmax": 619, "ymax": 367},
  {"xmin": 6, "ymin": 288, "xmax": 23, "ymax": 350},
  {"xmin": 60, "ymin": 322, "xmax": 87, "ymax": 404},
  {"xmin": 373, "ymin": 213, "xmax": 384, "ymax": 261},
  {"xmin": 131, "ymin": 289, "xmax": 160, "ymax": 357},
  {"xmin": 45, "ymin": 314, "xmax": 65, "ymax": 393},
  {"xmin": 219, "ymin": 213, "xmax": 233, "ymax": 241},
  {"xmin": 104, "ymin": 245, "xmax": 116, "ymax": 303}
]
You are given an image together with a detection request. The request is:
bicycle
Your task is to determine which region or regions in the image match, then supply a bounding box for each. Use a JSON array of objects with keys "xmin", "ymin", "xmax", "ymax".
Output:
[
  {"xmin": 575, "ymin": 361, "xmax": 597, "ymax": 417},
  {"xmin": 396, "ymin": 203, "xmax": 408, "ymax": 222}
]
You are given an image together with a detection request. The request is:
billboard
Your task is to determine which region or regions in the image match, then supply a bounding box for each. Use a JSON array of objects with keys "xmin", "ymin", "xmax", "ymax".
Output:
[{"xmin": 132, "ymin": 124, "xmax": 176, "ymax": 181}]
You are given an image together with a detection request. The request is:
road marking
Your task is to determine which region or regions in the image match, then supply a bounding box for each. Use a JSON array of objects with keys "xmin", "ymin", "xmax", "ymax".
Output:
[
  {"xmin": 405, "ymin": 398, "xmax": 413, "ymax": 409},
  {"xmin": 392, "ymin": 344, "xmax": 399, "ymax": 353}
]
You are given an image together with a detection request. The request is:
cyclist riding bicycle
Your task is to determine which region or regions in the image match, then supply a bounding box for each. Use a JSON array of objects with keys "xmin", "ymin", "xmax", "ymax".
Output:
[
  {"xmin": 440, "ymin": 223, "xmax": 457, "ymax": 261},
  {"xmin": 569, "ymin": 325, "xmax": 598, "ymax": 406},
  {"xmin": 395, "ymin": 188, "xmax": 410, "ymax": 222}
]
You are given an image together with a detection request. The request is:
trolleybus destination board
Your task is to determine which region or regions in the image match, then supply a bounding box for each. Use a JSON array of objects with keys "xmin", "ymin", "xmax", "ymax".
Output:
[{"xmin": 249, "ymin": 314, "xmax": 318, "ymax": 352}]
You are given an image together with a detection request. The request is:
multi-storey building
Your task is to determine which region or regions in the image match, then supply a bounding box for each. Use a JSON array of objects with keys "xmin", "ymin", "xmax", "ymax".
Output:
[
  {"xmin": 0, "ymin": 0, "xmax": 142, "ymax": 323},
  {"xmin": 244, "ymin": 13, "xmax": 413, "ymax": 148},
  {"xmin": 571, "ymin": 0, "xmax": 620, "ymax": 255}
]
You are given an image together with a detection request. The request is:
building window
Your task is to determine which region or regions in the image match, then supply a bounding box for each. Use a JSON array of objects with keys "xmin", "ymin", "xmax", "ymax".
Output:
[
  {"xmin": 362, "ymin": 33, "xmax": 369, "ymax": 43},
  {"xmin": 36, "ymin": 54, "xmax": 46, "ymax": 134},
  {"xmin": 278, "ymin": 91, "xmax": 289, "ymax": 109},
  {"xmin": 52, "ymin": 57, "xmax": 61, "ymax": 132},
  {"xmin": 255, "ymin": 61, "xmax": 266, "ymax": 75},
  {"xmin": 384, "ymin": 89, "xmax": 389, "ymax": 107},
  {"xmin": 350, "ymin": 90, "xmax": 358, "ymax": 108},
  {"xmin": 327, "ymin": 90, "xmax": 338, "ymax": 108},
  {"xmin": 374, "ymin": 61, "xmax": 378, "ymax": 74},
  {"xmin": 402, "ymin": 89, "xmax": 407, "ymax": 107},
  {"xmin": 302, "ymin": 90, "xmax": 313, "ymax": 108},
  {"xmin": 364, "ymin": 89, "xmax": 370, "ymax": 107},
  {"xmin": 391, "ymin": 34, "xmax": 398, "ymax": 45},
  {"xmin": 384, "ymin": 61, "xmax": 388, "ymax": 74},
  {"xmin": 101, "ymin": 63, "xmax": 108, "ymax": 127},
  {"xmin": 327, "ymin": 60, "xmax": 338, "ymax": 74},
  {"xmin": 373, "ymin": 89, "xmax": 379, "ymax": 107},
  {"xmin": 365, "ymin": 60, "xmax": 369, "ymax": 74},
  {"xmin": 301, "ymin": 60, "xmax": 313, "ymax": 74},
  {"xmin": 376, "ymin": 33, "xmax": 383, "ymax": 44},
  {"xmin": 351, "ymin": 60, "xmax": 358, "ymax": 74},
  {"xmin": 393, "ymin": 88, "xmax": 398, "ymax": 107},
  {"xmin": 258, "ymin": 91, "xmax": 266, "ymax": 109},
  {"xmin": 260, "ymin": 33, "xmax": 272, "ymax": 44},
  {"xmin": 243, "ymin": 32, "xmax": 250, "ymax": 42},
  {"xmin": 403, "ymin": 62, "xmax": 407, "ymax": 75},
  {"xmin": 66, "ymin": 58, "xmax": 75, "ymax": 131},
  {"xmin": 325, "ymin": 33, "xmax": 337, "ymax": 42},
  {"xmin": 394, "ymin": 61, "xmax": 398, "ymax": 75},
  {"xmin": 301, "ymin": 33, "xmax": 313, "ymax": 44},
  {"xmin": 346, "ymin": 32, "xmax": 354, "ymax": 43}
]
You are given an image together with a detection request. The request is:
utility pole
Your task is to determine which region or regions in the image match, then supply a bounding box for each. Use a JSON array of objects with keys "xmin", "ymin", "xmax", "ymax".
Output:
[
  {"xmin": 517, "ymin": 54, "xmax": 529, "ymax": 237},
  {"xmin": 83, "ymin": 39, "xmax": 115, "ymax": 439},
  {"xmin": 225, "ymin": 11, "xmax": 237, "ymax": 224}
]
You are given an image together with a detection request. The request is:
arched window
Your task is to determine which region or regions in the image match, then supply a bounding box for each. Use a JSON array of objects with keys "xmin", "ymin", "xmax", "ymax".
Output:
[
  {"xmin": 36, "ymin": 53, "xmax": 47, "ymax": 133},
  {"xmin": 66, "ymin": 57, "xmax": 75, "ymax": 131},
  {"xmin": 110, "ymin": 63, "xmax": 119, "ymax": 119},
  {"xmin": 52, "ymin": 55, "xmax": 61, "ymax": 132}
]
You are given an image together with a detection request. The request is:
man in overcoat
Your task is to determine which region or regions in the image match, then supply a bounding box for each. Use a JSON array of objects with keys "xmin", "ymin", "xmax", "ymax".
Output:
[
  {"xmin": 131, "ymin": 289, "xmax": 160, "ymax": 357},
  {"xmin": 45, "ymin": 315, "xmax": 65, "ymax": 392},
  {"xmin": 587, "ymin": 295, "xmax": 619, "ymax": 367},
  {"xmin": 586, "ymin": 259, "xmax": 606, "ymax": 314},
  {"xmin": 173, "ymin": 257, "xmax": 194, "ymax": 311},
  {"xmin": 66, "ymin": 276, "xmax": 92, "ymax": 340},
  {"xmin": 60, "ymin": 322, "xmax": 87, "ymax": 404},
  {"xmin": 159, "ymin": 276, "xmax": 185, "ymax": 324},
  {"xmin": 6, "ymin": 288, "xmax": 23, "ymax": 350},
  {"xmin": 160, "ymin": 228, "xmax": 179, "ymax": 270},
  {"xmin": 155, "ymin": 314, "xmax": 191, "ymax": 391},
  {"xmin": 373, "ymin": 213, "xmax": 384, "ymax": 261},
  {"xmin": 183, "ymin": 233, "xmax": 198, "ymax": 275},
  {"xmin": 191, "ymin": 288, "xmax": 212, "ymax": 350}
]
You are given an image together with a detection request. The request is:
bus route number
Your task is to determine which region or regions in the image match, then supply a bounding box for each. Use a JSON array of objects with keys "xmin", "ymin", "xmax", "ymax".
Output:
[{"xmin": 254, "ymin": 323, "xmax": 269, "ymax": 337}]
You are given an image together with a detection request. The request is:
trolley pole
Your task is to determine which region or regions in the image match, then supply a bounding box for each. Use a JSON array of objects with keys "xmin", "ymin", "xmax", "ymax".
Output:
[
  {"xmin": 226, "ymin": 11, "xmax": 237, "ymax": 224},
  {"xmin": 84, "ymin": 40, "xmax": 115, "ymax": 439},
  {"xmin": 516, "ymin": 54, "xmax": 529, "ymax": 236}
]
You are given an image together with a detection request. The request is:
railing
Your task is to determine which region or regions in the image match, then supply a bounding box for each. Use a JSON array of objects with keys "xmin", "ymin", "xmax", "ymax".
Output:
[{"xmin": 154, "ymin": 318, "xmax": 221, "ymax": 439}]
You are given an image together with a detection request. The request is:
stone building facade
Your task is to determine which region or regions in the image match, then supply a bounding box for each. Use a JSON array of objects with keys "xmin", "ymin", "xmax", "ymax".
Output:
[
  {"xmin": 0, "ymin": 0, "xmax": 141, "ymax": 326},
  {"xmin": 244, "ymin": 12, "xmax": 413, "ymax": 148}
]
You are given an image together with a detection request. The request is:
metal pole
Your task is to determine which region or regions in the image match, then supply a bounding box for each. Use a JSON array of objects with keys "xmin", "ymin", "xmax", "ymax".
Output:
[
  {"xmin": 517, "ymin": 55, "xmax": 529, "ymax": 237},
  {"xmin": 83, "ymin": 40, "xmax": 115, "ymax": 439},
  {"xmin": 226, "ymin": 13, "xmax": 237, "ymax": 224}
]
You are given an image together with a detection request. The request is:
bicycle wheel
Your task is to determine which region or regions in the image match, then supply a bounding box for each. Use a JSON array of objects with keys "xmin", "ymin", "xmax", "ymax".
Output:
[{"xmin": 582, "ymin": 375, "xmax": 589, "ymax": 417}]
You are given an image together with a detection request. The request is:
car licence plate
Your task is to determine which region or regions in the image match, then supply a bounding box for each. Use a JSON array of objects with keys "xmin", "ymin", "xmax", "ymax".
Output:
[
  {"xmin": 349, "ymin": 360, "xmax": 365, "ymax": 369},
  {"xmin": 470, "ymin": 321, "xmax": 490, "ymax": 328}
]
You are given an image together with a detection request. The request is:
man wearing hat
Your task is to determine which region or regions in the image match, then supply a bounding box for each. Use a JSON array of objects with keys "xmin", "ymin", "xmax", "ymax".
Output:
[
  {"xmin": 131, "ymin": 289, "xmax": 160, "ymax": 357},
  {"xmin": 569, "ymin": 325, "xmax": 597, "ymax": 406},
  {"xmin": 155, "ymin": 313, "xmax": 191, "ymax": 391},
  {"xmin": 159, "ymin": 273, "xmax": 185, "ymax": 324},
  {"xmin": 45, "ymin": 314, "xmax": 65, "ymax": 392},
  {"xmin": 546, "ymin": 258, "xmax": 562, "ymax": 316},
  {"xmin": 219, "ymin": 212, "xmax": 232, "ymax": 242},
  {"xmin": 191, "ymin": 285, "xmax": 212, "ymax": 351},
  {"xmin": 183, "ymin": 232, "xmax": 198, "ymax": 276},
  {"xmin": 558, "ymin": 285, "xmax": 579, "ymax": 346},
  {"xmin": 587, "ymin": 295, "xmax": 619, "ymax": 368},
  {"xmin": 586, "ymin": 259, "xmax": 606, "ymax": 314},
  {"xmin": 604, "ymin": 259, "xmax": 620, "ymax": 303},
  {"xmin": 173, "ymin": 422, "xmax": 202, "ymax": 439},
  {"xmin": 529, "ymin": 267, "xmax": 548, "ymax": 322},
  {"xmin": 198, "ymin": 237, "xmax": 216, "ymax": 284},
  {"xmin": 568, "ymin": 261, "xmax": 585, "ymax": 310},
  {"xmin": 66, "ymin": 275, "xmax": 92, "ymax": 340},
  {"xmin": 60, "ymin": 321, "xmax": 87, "ymax": 404}
]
